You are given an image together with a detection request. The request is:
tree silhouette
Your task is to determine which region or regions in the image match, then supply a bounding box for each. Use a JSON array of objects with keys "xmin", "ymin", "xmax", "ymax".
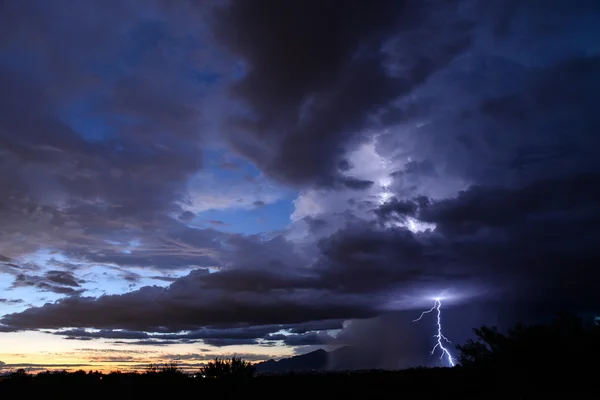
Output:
[
  {"xmin": 200, "ymin": 356, "xmax": 256, "ymax": 379},
  {"xmin": 457, "ymin": 313, "xmax": 600, "ymax": 374},
  {"xmin": 8, "ymin": 368, "xmax": 31, "ymax": 382}
]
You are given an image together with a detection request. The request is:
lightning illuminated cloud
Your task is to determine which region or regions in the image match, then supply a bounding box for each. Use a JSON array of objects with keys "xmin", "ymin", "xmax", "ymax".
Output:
[{"xmin": 413, "ymin": 298, "xmax": 455, "ymax": 367}]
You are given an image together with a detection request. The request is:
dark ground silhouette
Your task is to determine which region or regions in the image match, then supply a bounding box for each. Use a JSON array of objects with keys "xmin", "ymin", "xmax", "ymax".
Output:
[{"xmin": 1, "ymin": 315, "xmax": 598, "ymax": 397}]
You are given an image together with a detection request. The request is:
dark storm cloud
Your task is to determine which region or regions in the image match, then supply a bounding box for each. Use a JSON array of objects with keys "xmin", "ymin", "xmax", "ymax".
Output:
[
  {"xmin": 113, "ymin": 340, "xmax": 174, "ymax": 347},
  {"xmin": 8, "ymin": 269, "xmax": 85, "ymax": 295},
  {"xmin": 57, "ymin": 329, "xmax": 150, "ymax": 340},
  {"xmin": 54, "ymin": 320, "xmax": 345, "ymax": 344},
  {"xmin": 0, "ymin": 220, "xmax": 467, "ymax": 333},
  {"xmin": 265, "ymin": 332, "xmax": 335, "ymax": 347},
  {"xmin": 161, "ymin": 325, "xmax": 286, "ymax": 341},
  {"xmin": 0, "ymin": 0, "xmax": 219, "ymax": 260},
  {"xmin": 213, "ymin": 0, "xmax": 473, "ymax": 187},
  {"xmin": 4, "ymin": 168, "xmax": 600, "ymax": 332},
  {"xmin": 287, "ymin": 320, "xmax": 345, "ymax": 334},
  {"xmin": 45, "ymin": 270, "xmax": 83, "ymax": 287},
  {"xmin": 0, "ymin": 298, "xmax": 24, "ymax": 305},
  {"xmin": 8, "ymin": 169, "xmax": 599, "ymax": 336},
  {"xmin": 149, "ymin": 276, "xmax": 178, "ymax": 283},
  {"xmin": 0, "ymin": 239, "xmax": 361, "ymax": 333},
  {"xmin": 0, "ymin": 324, "xmax": 17, "ymax": 332},
  {"xmin": 202, "ymin": 338, "xmax": 259, "ymax": 347},
  {"xmin": 0, "ymin": 269, "xmax": 375, "ymax": 332},
  {"xmin": 312, "ymin": 224, "xmax": 462, "ymax": 295},
  {"xmin": 374, "ymin": 197, "xmax": 420, "ymax": 222},
  {"xmin": 0, "ymin": 259, "xmax": 41, "ymax": 275},
  {"xmin": 58, "ymin": 327, "xmax": 255, "ymax": 342},
  {"xmin": 302, "ymin": 217, "xmax": 327, "ymax": 235},
  {"xmin": 338, "ymin": 177, "xmax": 375, "ymax": 191},
  {"xmin": 419, "ymin": 174, "xmax": 600, "ymax": 311}
]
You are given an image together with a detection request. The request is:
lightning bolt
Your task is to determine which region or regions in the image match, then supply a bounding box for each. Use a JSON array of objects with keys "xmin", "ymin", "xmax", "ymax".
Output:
[{"xmin": 413, "ymin": 298, "xmax": 455, "ymax": 367}]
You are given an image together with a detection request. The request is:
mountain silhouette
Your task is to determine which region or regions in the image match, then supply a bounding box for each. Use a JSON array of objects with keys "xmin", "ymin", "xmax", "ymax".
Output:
[
  {"xmin": 255, "ymin": 349, "xmax": 329, "ymax": 373},
  {"xmin": 255, "ymin": 346, "xmax": 388, "ymax": 373}
]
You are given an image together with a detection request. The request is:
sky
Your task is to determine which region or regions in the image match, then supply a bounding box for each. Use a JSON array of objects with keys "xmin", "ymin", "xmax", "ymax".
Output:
[{"xmin": 1, "ymin": 0, "xmax": 599, "ymax": 372}]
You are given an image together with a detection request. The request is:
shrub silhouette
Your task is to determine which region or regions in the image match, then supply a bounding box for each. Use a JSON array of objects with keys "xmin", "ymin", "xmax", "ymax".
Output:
[
  {"xmin": 200, "ymin": 356, "xmax": 255, "ymax": 379},
  {"xmin": 146, "ymin": 362, "xmax": 182, "ymax": 375},
  {"xmin": 144, "ymin": 362, "xmax": 187, "ymax": 383}
]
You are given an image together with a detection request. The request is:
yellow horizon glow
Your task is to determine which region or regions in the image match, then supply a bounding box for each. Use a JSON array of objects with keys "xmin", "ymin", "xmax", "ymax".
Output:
[{"xmin": 0, "ymin": 331, "xmax": 294, "ymax": 374}]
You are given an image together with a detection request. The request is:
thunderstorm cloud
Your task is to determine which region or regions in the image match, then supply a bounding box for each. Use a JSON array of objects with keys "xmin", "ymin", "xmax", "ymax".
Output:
[{"xmin": 0, "ymin": 0, "xmax": 599, "ymax": 369}]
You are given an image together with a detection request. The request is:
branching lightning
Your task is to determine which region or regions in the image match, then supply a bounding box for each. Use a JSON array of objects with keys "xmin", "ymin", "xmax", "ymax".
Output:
[{"xmin": 413, "ymin": 298, "xmax": 455, "ymax": 367}]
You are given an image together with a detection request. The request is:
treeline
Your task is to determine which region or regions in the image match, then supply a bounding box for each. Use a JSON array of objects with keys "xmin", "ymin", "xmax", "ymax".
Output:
[{"xmin": 0, "ymin": 356, "xmax": 256, "ymax": 384}]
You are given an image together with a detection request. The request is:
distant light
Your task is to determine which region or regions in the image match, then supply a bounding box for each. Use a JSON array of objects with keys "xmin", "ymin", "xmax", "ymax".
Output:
[
  {"xmin": 382, "ymin": 216, "xmax": 436, "ymax": 233},
  {"xmin": 378, "ymin": 191, "xmax": 393, "ymax": 204},
  {"xmin": 405, "ymin": 217, "xmax": 436, "ymax": 233}
]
